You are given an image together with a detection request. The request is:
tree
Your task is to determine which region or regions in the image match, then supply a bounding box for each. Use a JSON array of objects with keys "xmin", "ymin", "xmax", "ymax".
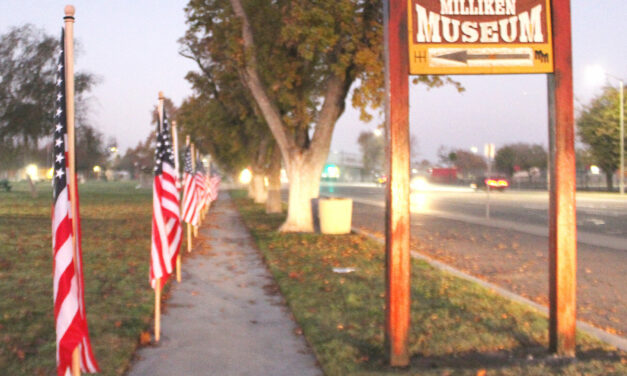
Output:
[
  {"xmin": 75, "ymin": 125, "xmax": 108, "ymax": 175},
  {"xmin": 495, "ymin": 143, "xmax": 547, "ymax": 177},
  {"xmin": 184, "ymin": 0, "xmax": 462, "ymax": 232},
  {"xmin": 0, "ymin": 25, "xmax": 95, "ymax": 169},
  {"xmin": 177, "ymin": 31, "xmax": 282, "ymax": 211},
  {"xmin": 117, "ymin": 134, "xmax": 156, "ymax": 177},
  {"xmin": 435, "ymin": 146, "xmax": 486, "ymax": 177},
  {"xmin": 452, "ymin": 150, "xmax": 487, "ymax": 177},
  {"xmin": 577, "ymin": 85, "xmax": 626, "ymax": 190},
  {"xmin": 357, "ymin": 131, "xmax": 384, "ymax": 175}
]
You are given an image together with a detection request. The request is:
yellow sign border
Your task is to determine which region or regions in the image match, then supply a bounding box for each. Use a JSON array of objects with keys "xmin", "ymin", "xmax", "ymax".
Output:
[{"xmin": 407, "ymin": 0, "xmax": 554, "ymax": 75}]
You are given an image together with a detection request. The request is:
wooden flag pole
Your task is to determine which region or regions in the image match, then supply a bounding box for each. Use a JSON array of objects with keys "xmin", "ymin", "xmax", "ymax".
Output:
[
  {"xmin": 171, "ymin": 121, "xmax": 181, "ymax": 283},
  {"xmin": 63, "ymin": 5, "xmax": 81, "ymax": 376},
  {"xmin": 186, "ymin": 137, "xmax": 193, "ymax": 252},
  {"xmin": 191, "ymin": 144, "xmax": 199, "ymax": 237},
  {"xmin": 154, "ymin": 280, "xmax": 161, "ymax": 342},
  {"xmin": 154, "ymin": 91, "xmax": 164, "ymax": 342}
]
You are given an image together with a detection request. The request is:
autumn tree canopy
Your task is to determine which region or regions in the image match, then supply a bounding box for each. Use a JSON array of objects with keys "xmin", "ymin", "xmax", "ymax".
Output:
[
  {"xmin": 494, "ymin": 143, "xmax": 547, "ymax": 177},
  {"xmin": 183, "ymin": 0, "xmax": 462, "ymax": 231}
]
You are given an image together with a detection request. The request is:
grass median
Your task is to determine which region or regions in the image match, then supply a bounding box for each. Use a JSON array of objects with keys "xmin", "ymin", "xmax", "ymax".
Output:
[
  {"xmin": 0, "ymin": 181, "xmax": 162, "ymax": 375},
  {"xmin": 230, "ymin": 190, "xmax": 626, "ymax": 375}
]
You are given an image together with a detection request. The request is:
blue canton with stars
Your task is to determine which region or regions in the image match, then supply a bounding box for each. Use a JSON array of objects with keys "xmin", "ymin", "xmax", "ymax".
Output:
[
  {"xmin": 53, "ymin": 29, "xmax": 67, "ymax": 202},
  {"xmin": 154, "ymin": 111, "xmax": 175, "ymax": 176},
  {"xmin": 183, "ymin": 145, "xmax": 193, "ymax": 174}
]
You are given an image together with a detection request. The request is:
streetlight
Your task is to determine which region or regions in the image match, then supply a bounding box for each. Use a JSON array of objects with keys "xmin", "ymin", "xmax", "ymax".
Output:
[{"xmin": 585, "ymin": 65, "xmax": 624, "ymax": 194}]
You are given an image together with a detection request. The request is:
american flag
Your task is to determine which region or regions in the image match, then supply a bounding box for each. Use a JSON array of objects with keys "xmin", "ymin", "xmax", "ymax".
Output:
[
  {"xmin": 52, "ymin": 28, "xmax": 99, "ymax": 376},
  {"xmin": 195, "ymin": 161, "xmax": 210, "ymax": 213},
  {"xmin": 150, "ymin": 111, "xmax": 182, "ymax": 288},
  {"xmin": 209, "ymin": 175, "xmax": 221, "ymax": 202},
  {"xmin": 181, "ymin": 145, "xmax": 199, "ymax": 226}
]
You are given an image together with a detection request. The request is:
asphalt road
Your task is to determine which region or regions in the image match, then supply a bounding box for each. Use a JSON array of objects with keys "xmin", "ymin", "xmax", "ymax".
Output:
[
  {"xmin": 317, "ymin": 183, "xmax": 627, "ymax": 336},
  {"xmin": 320, "ymin": 183, "xmax": 627, "ymax": 248}
]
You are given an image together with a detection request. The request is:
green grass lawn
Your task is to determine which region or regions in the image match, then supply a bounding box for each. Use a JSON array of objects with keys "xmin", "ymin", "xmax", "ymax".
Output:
[
  {"xmin": 0, "ymin": 180, "xmax": 162, "ymax": 375},
  {"xmin": 230, "ymin": 190, "xmax": 627, "ymax": 376}
]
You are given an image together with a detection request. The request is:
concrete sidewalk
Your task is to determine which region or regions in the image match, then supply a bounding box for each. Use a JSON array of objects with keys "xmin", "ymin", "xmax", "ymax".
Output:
[{"xmin": 127, "ymin": 194, "xmax": 321, "ymax": 376}]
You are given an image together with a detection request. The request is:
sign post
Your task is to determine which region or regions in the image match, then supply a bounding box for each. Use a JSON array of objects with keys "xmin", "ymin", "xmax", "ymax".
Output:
[
  {"xmin": 547, "ymin": 0, "xmax": 576, "ymax": 357},
  {"xmin": 384, "ymin": 0, "xmax": 411, "ymax": 367},
  {"xmin": 390, "ymin": 0, "xmax": 577, "ymax": 360}
]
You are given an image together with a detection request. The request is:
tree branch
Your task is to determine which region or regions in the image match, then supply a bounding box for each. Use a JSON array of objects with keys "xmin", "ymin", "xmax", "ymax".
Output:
[
  {"xmin": 228, "ymin": 0, "xmax": 295, "ymax": 159},
  {"xmin": 308, "ymin": 71, "xmax": 352, "ymax": 163}
]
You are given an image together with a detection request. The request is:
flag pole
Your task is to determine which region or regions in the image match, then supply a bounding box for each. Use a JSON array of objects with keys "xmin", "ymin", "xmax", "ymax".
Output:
[
  {"xmin": 192, "ymin": 144, "xmax": 199, "ymax": 237},
  {"xmin": 172, "ymin": 121, "xmax": 181, "ymax": 282},
  {"xmin": 172, "ymin": 121, "xmax": 180, "ymax": 188},
  {"xmin": 186, "ymin": 136, "xmax": 193, "ymax": 252},
  {"xmin": 154, "ymin": 91, "xmax": 164, "ymax": 342},
  {"xmin": 64, "ymin": 5, "xmax": 81, "ymax": 376}
]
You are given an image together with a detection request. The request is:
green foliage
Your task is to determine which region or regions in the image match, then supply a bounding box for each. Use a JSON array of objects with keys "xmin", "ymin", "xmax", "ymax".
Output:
[
  {"xmin": 232, "ymin": 192, "xmax": 627, "ymax": 375},
  {"xmin": 183, "ymin": 0, "xmax": 461, "ymax": 148},
  {"xmin": 0, "ymin": 179, "xmax": 11, "ymax": 191},
  {"xmin": 0, "ymin": 25, "xmax": 96, "ymax": 170},
  {"xmin": 75, "ymin": 125, "xmax": 108, "ymax": 173},
  {"xmin": 437, "ymin": 147, "xmax": 486, "ymax": 176},
  {"xmin": 357, "ymin": 131, "xmax": 384, "ymax": 174},
  {"xmin": 0, "ymin": 182, "xmax": 161, "ymax": 375},
  {"xmin": 495, "ymin": 143, "xmax": 547, "ymax": 177},
  {"xmin": 178, "ymin": 18, "xmax": 274, "ymax": 175},
  {"xmin": 453, "ymin": 149, "xmax": 487, "ymax": 176},
  {"xmin": 116, "ymin": 133, "xmax": 156, "ymax": 175},
  {"xmin": 577, "ymin": 85, "xmax": 625, "ymax": 188}
]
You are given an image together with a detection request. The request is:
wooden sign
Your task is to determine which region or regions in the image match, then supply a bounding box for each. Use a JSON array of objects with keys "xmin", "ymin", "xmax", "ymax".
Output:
[{"xmin": 408, "ymin": 0, "xmax": 554, "ymax": 74}]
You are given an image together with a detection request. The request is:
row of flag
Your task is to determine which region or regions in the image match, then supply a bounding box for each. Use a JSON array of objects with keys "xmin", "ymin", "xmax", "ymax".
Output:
[
  {"xmin": 51, "ymin": 11, "xmax": 220, "ymax": 375},
  {"xmin": 150, "ymin": 105, "xmax": 221, "ymax": 289}
]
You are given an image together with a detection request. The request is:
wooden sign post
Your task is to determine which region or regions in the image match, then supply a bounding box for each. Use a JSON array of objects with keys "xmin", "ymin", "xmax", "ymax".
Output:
[
  {"xmin": 383, "ymin": 0, "xmax": 411, "ymax": 366},
  {"xmin": 547, "ymin": 0, "xmax": 576, "ymax": 357},
  {"xmin": 384, "ymin": 0, "xmax": 577, "ymax": 363}
]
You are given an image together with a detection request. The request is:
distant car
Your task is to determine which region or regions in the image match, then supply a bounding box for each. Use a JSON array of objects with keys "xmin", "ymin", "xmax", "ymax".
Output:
[
  {"xmin": 471, "ymin": 176, "xmax": 510, "ymax": 191},
  {"xmin": 376, "ymin": 175, "xmax": 387, "ymax": 186}
]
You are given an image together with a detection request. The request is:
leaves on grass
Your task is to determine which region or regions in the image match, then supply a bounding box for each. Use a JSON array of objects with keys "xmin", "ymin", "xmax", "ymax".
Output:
[{"xmin": 232, "ymin": 192, "xmax": 627, "ymax": 376}]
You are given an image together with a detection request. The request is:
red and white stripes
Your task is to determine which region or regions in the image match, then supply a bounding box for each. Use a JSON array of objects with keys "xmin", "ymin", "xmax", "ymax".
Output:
[{"xmin": 52, "ymin": 180, "xmax": 99, "ymax": 376}]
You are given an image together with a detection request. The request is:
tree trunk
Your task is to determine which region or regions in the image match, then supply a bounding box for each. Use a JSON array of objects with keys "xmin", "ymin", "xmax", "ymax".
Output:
[
  {"xmin": 265, "ymin": 146, "xmax": 282, "ymax": 214},
  {"xmin": 605, "ymin": 171, "xmax": 614, "ymax": 192},
  {"xmin": 251, "ymin": 169, "xmax": 267, "ymax": 203},
  {"xmin": 247, "ymin": 178, "xmax": 254, "ymax": 198},
  {"xmin": 280, "ymin": 154, "xmax": 325, "ymax": 232}
]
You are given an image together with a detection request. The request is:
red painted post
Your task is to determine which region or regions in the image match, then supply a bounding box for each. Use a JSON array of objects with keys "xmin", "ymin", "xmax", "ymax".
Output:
[
  {"xmin": 547, "ymin": 0, "xmax": 577, "ymax": 357},
  {"xmin": 383, "ymin": 0, "xmax": 410, "ymax": 366}
]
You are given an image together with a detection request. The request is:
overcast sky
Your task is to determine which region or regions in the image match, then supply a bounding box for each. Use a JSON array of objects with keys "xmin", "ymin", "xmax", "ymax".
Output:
[{"xmin": 1, "ymin": 1, "xmax": 625, "ymax": 162}]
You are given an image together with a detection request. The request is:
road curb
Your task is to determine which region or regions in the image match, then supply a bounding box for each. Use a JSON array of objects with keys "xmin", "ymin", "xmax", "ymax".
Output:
[{"xmin": 353, "ymin": 227, "xmax": 627, "ymax": 352}]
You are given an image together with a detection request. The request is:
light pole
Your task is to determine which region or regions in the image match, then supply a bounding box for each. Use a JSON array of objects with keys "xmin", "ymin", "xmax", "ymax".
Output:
[
  {"xmin": 617, "ymin": 78, "xmax": 624, "ymax": 195},
  {"xmin": 606, "ymin": 75, "xmax": 624, "ymax": 194}
]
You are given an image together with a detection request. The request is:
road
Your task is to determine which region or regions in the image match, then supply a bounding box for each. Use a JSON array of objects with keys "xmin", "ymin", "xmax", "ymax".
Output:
[
  {"xmin": 320, "ymin": 183, "xmax": 627, "ymax": 245},
  {"xmin": 318, "ymin": 183, "xmax": 627, "ymax": 336}
]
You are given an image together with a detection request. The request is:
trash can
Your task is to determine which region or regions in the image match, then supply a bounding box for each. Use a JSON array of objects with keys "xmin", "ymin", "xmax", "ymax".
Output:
[{"xmin": 318, "ymin": 197, "xmax": 353, "ymax": 234}]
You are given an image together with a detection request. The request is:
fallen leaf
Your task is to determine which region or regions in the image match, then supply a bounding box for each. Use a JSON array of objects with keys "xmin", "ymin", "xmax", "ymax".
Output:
[{"xmin": 139, "ymin": 331, "xmax": 152, "ymax": 345}]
